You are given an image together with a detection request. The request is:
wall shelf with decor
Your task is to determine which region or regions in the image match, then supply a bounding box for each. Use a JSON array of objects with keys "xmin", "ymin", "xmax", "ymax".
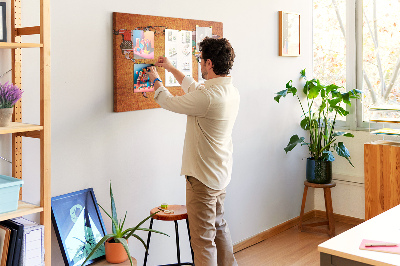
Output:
[
  {"xmin": 368, "ymin": 106, "xmax": 400, "ymax": 136},
  {"xmin": 0, "ymin": 0, "xmax": 51, "ymax": 265}
]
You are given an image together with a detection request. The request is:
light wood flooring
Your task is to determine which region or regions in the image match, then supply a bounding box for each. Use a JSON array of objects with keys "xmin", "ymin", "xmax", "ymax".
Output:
[{"xmin": 234, "ymin": 217, "xmax": 354, "ymax": 266}]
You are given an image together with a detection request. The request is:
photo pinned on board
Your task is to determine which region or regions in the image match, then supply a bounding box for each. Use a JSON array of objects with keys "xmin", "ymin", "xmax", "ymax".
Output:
[
  {"xmin": 134, "ymin": 64, "xmax": 154, "ymax": 98},
  {"xmin": 133, "ymin": 30, "xmax": 155, "ymax": 59}
]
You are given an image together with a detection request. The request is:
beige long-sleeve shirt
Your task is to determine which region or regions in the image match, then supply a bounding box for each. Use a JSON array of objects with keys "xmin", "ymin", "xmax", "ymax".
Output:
[{"xmin": 154, "ymin": 76, "xmax": 240, "ymax": 190}]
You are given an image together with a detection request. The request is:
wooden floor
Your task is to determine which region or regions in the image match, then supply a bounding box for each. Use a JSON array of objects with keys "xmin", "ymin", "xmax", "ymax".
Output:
[{"xmin": 234, "ymin": 217, "xmax": 354, "ymax": 266}]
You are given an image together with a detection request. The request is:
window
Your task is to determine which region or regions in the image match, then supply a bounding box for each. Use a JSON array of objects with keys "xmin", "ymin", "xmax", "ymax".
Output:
[{"xmin": 313, "ymin": 0, "xmax": 400, "ymax": 130}]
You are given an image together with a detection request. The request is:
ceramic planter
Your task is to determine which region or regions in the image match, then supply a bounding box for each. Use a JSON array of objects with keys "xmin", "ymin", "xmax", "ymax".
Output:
[
  {"xmin": 105, "ymin": 238, "xmax": 128, "ymax": 264},
  {"xmin": 306, "ymin": 158, "xmax": 332, "ymax": 184},
  {"xmin": 0, "ymin": 108, "xmax": 13, "ymax": 127}
]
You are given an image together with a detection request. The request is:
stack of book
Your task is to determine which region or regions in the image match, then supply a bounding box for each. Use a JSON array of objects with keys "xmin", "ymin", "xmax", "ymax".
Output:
[{"xmin": 0, "ymin": 217, "xmax": 44, "ymax": 266}]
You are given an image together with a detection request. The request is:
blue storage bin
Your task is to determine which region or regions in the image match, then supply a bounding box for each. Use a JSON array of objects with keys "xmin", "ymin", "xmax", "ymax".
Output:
[{"xmin": 0, "ymin": 175, "xmax": 24, "ymax": 214}]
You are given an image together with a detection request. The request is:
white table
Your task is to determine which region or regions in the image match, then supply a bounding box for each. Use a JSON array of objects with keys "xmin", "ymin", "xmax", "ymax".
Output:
[{"xmin": 318, "ymin": 204, "xmax": 400, "ymax": 266}]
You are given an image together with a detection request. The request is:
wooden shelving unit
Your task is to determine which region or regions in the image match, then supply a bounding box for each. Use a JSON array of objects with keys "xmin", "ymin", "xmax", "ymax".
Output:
[{"xmin": 0, "ymin": 0, "xmax": 51, "ymax": 265}]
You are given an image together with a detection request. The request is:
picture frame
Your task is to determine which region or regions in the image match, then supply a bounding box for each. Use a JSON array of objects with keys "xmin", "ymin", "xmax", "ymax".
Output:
[
  {"xmin": 51, "ymin": 188, "xmax": 107, "ymax": 266},
  {"xmin": 279, "ymin": 11, "xmax": 300, "ymax": 56},
  {"xmin": 0, "ymin": 2, "xmax": 6, "ymax": 42}
]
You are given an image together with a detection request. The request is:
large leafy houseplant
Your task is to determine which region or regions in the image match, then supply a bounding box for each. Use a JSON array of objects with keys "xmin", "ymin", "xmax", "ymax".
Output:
[
  {"xmin": 82, "ymin": 183, "xmax": 168, "ymax": 266},
  {"xmin": 274, "ymin": 69, "xmax": 362, "ymax": 167}
]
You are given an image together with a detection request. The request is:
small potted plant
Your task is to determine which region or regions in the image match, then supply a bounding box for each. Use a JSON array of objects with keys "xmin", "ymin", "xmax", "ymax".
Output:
[
  {"xmin": 0, "ymin": 82, "xmax": 23, "ymax": 127},
  {"xmin": 274, "ymin": 69, "xmax": 362, "ymax": 183},
  {"xmin": 82, "ymin": 183, "xmax": 168, "ymax": 266}
]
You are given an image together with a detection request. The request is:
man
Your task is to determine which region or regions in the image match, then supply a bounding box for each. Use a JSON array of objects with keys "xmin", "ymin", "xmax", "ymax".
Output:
[{"xmin": 145, "ymin": 37, "xmax": 239, "ymax": 266}]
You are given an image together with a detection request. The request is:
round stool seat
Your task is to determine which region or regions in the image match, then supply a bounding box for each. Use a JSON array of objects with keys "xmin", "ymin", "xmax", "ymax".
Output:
[
  {"xmin": 150, "ymin": 205, "xmax": 188, "ymax": 221},
  {"xmin": 304, "ymin": 180, "xmax": 336, "ymax": 188}
]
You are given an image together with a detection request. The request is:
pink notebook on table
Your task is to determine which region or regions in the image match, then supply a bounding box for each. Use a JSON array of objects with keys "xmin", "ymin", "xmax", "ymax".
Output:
[{"xmin": 359, "ymin": 239, "xmax": 400, "ymax": 255}]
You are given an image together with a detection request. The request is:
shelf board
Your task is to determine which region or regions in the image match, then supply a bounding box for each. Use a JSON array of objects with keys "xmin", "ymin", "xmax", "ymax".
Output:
[
  {"xmin": 370, "ymin": 118, "xmax": 400, "ymax": 123},
  {"xmin": 0, "ymin": 42, "xmax": 43, "ymax": 49},
  {"xmin": 0, "ymin": 201, "xmax": 43, "ymax": 221},
  {"xmin": 0, "ymin": 122, "xmax": 43, "ymax": 134}
]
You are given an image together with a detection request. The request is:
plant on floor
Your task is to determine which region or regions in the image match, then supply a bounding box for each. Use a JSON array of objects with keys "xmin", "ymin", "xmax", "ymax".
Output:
[
  {"xmin": 81, "ymin": 182, "xmax": 169, "ymax": 266},
  {"xmin": 274, "ymin": 69, "xmax": 362, "ymax": 166}
]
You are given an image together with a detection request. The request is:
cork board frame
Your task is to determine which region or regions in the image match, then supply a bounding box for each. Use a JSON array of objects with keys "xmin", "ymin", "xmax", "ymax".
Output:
[{"xmin": 113, "ymin": 12, "xmax": 223, "ymax": 112}]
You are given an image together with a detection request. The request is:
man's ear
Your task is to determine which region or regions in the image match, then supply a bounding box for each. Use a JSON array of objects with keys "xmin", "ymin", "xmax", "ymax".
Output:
[{"xmin": 206, "ymin": 59, "xmax": 213, "ymax": 69}]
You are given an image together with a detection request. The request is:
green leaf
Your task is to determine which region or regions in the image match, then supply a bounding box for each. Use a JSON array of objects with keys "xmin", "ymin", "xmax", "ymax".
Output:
[
  {"xmin": 81, "ymin": 234, "xmax": 114, "ymax": 266},
  {"xmin": 110, "ymin": 182, "xmax": 118, "ymax": 234},
  {"xmin": 123, "ymin": 211, "xmax": 160, "ymax": 239},
  {"xmin": 284, "ymin": 135, "xmax": 305, "ymax": 153},
  {"xmin": 343, "ymin": 133, "xmax": 354, "ymax": 137},
  {"xmin": 308, "ymin": 85, "xmax": 320, "ymax": 99},
  {"xmin": 98, "ymin": 204, "xmax": 120, "ymax": 236},
  {"xmin": 300, "ymin": 69, "xmax": 306, "ymax": 78},
  {"xmin": 335, "ymin": 142, "xmax": 354, "ymax": 167},
  {"xmin": 114, "ymin": 238, "xmax": 133, "ymax": 266},
  {"xmin": 325, "ymin": 84, "xmax": 339, "ymax": 94},
  {"xmin": 341, "ymin": 92, "xmax": 351, "ymax": 105},
  {"xmin": 131, "ymin": 234, "xmax": 148, "ymax": 250},
  {"xmin": 300, "ymin": 117, "xmax": 310, "ymax": 130},
  {"xmin": 321, "ymin": 151, "xmax": 335, "ymax": 162},
  {"xmin": 274, "ymin": 89, "xmax": 288, "ymax": 103}
]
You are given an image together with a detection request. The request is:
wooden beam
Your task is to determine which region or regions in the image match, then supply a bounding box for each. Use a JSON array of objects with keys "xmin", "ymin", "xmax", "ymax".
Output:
[
  {"xmin": 16, "ymin": 26, "xmax": 40, "ymax": 36},
  {"xmin": 16, "ymin": 131, "xmax": 41, "ymax": 138},
  {"xmin": 40, "ymin": 0, "xmax": 51, "ymax": 264}
]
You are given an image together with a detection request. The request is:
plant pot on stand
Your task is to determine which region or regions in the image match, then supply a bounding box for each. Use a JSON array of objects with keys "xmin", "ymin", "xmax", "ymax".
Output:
[
  {"xmin": 306, "ymin": 158, "xmax": 332, "ymax": 184},
  {"xmin": 0, "ymin": 108, "xmax": 13, "ymax": 127},
  {"xmin": 105, "ymin": 238, "xmax": 128, "ymax": 264}
]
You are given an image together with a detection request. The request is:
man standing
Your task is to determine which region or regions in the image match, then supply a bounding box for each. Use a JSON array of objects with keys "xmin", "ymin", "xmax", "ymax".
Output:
[{"xmin": 145, "ymin": 37, "xmax": 239, "ymax": 266}]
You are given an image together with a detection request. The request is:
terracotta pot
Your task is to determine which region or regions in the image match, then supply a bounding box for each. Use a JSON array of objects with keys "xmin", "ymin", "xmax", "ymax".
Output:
[
  {"xmin": 105, "ymin": 238, "xmax": 128, "ymax": 264},
  {"xmin": 0, "ymin": 108, "xmax": 13, "ymax": 127}
]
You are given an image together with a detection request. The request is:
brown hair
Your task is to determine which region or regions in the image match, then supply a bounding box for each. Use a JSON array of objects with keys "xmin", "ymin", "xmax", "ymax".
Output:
[{"xmin": 199, "ymin": 37, "xmax": 235, "ymax": 75}]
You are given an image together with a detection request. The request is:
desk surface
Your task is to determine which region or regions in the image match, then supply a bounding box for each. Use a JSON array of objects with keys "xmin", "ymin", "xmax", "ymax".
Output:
[{"xmin": 318, "ymin": 205, "xmax": 400, "ymax": 266}]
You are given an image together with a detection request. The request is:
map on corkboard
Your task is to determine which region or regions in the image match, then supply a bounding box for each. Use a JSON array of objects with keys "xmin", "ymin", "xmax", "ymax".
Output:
[{"xmin": 113, "ymin": 12, "xmax": 223, "ymax": 112}]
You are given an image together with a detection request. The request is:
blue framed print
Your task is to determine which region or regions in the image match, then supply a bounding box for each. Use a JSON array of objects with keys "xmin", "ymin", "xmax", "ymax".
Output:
[
  {"xmin": 0, "ymin": 2, "xmax": 6, "ymax": 42},
  {"xmin": 51, "ymin": 188, "xmax": 107, "ymax": 266}
]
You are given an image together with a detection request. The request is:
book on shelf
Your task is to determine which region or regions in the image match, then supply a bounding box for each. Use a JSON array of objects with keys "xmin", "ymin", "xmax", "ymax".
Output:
[
  {"xmin": 0, "ymin": 220, "xmax": 23, "ymax": 266},
  {"xmin": 11, "ymin": 217, "xmax": 44, "ymax": 266},
  {"xmin": 0, "ymin": 222, "xmax": 16, "ymax": 266},
  {"xmin": 0, "ymin": 225, "xmax": 11, "ymax": 266}
]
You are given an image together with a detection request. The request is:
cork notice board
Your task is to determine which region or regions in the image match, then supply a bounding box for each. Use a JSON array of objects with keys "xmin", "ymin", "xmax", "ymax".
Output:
[{"xmin": 113, "ymin": 12, "xmax": 223, "ymax": 112}]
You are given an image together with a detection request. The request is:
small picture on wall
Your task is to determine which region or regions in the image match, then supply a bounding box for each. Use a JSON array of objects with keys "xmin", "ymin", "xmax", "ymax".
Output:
[
  {"xmin": 279, "ymin": 11, "xmax": 300, "ymax": 56},
  {"xmin": 134, "ymin": 64, "xmax": 154, "ymax": 98},
  {"xmin": 0, "ymin": 2, "xmax": 6, "ymax": 42},
  {"xmin": 133, "ymin": 30, "xmax": 154, "ymax": 59}
]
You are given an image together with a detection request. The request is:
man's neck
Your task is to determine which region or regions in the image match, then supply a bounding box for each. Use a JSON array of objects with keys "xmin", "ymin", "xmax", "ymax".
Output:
[{"xmin": 206, "ymin": 72, "xmax": 227, "ymax": 80}]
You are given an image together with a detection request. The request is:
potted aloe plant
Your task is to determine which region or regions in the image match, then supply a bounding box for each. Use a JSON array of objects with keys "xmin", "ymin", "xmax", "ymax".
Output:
[
  {"xmin": 0, "ymin": 82, "xmax": 23, "ymax": 127},
  {"xmin": 274, "ymin": 69, "xmax": 362, "ymax": 183},
  {"xmin": 82, "ymin": 183, "xmax": 168, "ymax": 266}
]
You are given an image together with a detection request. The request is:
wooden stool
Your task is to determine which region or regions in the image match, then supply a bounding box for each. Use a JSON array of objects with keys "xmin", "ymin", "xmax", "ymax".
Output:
[
  {"xmin": 143, "ymin": 205, "xmax": 194, "ymax": 266},
  {"xmin": 298, "ymin": 181, "xmax": 336, "ymax": 237}
]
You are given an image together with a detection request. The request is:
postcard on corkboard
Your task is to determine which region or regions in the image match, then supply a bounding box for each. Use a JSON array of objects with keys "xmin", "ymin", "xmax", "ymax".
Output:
[{"xmin": 113, "ymin": 12, "xmax": 223, "ymax": 112}]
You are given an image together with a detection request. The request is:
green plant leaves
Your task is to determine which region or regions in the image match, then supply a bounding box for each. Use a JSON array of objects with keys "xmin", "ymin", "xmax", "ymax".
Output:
[
  {"xmin": 110, "ymin": 182, "xmax": 118, "ymax": 235},
  {"xmin": 274, "ymin": 80, "xmax": 298, "ymax": 103},
  {"xmin": 80, "ymin": 234, "xmax": 115, "ymax": 266},
  {"xmin": 284, "ymin": 135, "xmax": 305, "ymax": 153},
  {"xmin": 335, "ymin": 142, "xmax": 354, "ymax": 167}
]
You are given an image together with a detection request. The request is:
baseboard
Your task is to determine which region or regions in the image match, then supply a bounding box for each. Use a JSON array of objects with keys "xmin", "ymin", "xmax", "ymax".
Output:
[
  {"xmin": 314, "ymin": 210, "xmax": 364, "ymax": 225},
  {"xmin": 233, "ymin": 210, "xmax": 315, "ymax": 253},
  {"xmin": 233, "ymin": 210, "xmax": 365, "ymax": 253}
]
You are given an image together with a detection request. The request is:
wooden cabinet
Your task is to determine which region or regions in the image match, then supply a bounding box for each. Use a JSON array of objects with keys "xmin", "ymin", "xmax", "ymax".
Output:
[
  {"xmin": 364, "ymin": 140, "xmax": 400, "ymax": 220},
  {"xmin": 0, "ymin": 0, "xmax": 51, "ymax": 265}
]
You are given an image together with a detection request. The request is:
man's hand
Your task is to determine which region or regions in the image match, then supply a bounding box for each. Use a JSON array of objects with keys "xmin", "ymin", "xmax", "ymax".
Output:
[
  {"xmin": 155, "ymin": 56, "xmax": 175, "ymax": 72},
  {"xmin": 144, "ymin": 66, "xmax": 161, "ymax": 83}
]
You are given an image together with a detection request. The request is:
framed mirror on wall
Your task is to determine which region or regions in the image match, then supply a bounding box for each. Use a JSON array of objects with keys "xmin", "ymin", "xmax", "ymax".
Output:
[
  {"xmin": 279, "ymin": 11, "xmax": 300, "ymax": 56},
  {"xmin": 0, "ymin": 2, "xmax": 5, "ymax": 42}
]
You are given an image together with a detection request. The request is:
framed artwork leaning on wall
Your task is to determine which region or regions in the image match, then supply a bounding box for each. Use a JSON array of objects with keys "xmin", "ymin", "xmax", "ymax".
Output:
[{"xmin": 51, "ymin": 188, "xmax": 107, "ymax": 266}]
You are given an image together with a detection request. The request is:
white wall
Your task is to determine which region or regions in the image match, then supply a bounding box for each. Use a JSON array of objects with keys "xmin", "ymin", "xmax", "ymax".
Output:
[{"xmin": 1, "ymin": 0, "xmax": 315, "ymax": 265}]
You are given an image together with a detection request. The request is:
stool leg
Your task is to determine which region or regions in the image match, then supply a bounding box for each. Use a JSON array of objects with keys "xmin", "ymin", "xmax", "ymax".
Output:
[
  {"xmin": 186, "ymin": 218, "xmax": 194, "ymax": 264},
  {"xmin": 324, "ymin": 188, "xmax": 335, "ymax": 237},
  {"xmin": 174, "ymin": 220, "xmax": 182, "ymax": 265},
  {"xmin": 298, "ymin": 185, "xmax": 308, "ymax": 231},
  {"xmin": 143, "ymin": 218, "xmax": 154, "ymax": 266}
]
